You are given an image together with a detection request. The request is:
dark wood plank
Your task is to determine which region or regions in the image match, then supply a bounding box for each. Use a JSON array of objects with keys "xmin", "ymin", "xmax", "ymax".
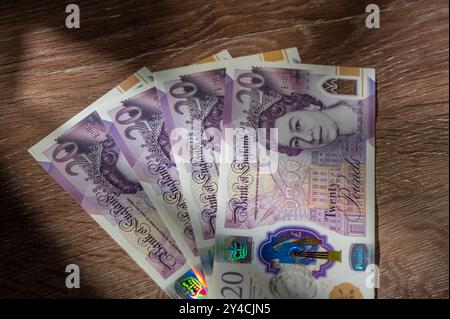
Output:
[{"xmin": 0, "ymin": 0, "xmax": 448, "ymax": 298}]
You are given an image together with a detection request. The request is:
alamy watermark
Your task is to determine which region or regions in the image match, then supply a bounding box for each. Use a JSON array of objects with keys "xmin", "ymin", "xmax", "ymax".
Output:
[
  {"xmin": 365, "ymin": 264, "xmax": 380, "ymax": 289},
  {"xmin": 65, "ymin": 4, "xmax": 80, "ymax": 29},
  {"xmin": 65, "ymin": 264, "xmax": 80, "ymax": 288},
  {"xmin": 366, "ymin": 4, "xmax": 380, "ymax": 29},
  {"xmin": 170, "ymin": 121, "xmax": 279, "ymax": 174}
]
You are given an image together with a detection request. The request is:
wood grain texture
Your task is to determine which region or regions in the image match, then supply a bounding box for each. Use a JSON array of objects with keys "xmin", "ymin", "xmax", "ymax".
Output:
[{"xmin": 0, "ymin": 0, "xmax": 448, "ymax": 298}]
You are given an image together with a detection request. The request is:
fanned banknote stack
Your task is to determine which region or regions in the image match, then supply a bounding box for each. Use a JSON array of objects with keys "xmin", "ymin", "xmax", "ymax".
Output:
[{"xmin": 29, "ymin": 47, "xmax": 376, "ymax": 299}]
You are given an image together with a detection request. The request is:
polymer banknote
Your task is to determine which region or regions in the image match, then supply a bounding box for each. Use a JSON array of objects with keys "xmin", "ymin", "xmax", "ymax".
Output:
[
  {"xmin": 211, "ymin": 61, "xmax": 376, "ymax": 299},
  {"xmin": 28, "ymin": 107, "xmax": 207, "ymax": 299}
]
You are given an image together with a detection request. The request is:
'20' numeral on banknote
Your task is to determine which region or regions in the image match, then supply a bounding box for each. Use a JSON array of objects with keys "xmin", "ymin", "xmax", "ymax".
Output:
[
  {"xmin": 220, "ymin": 271, "xmax": 244, "ymax": 299},
  {"xmin": 236, "ymin": 72, "xmax": 265, "ymax": 105}
]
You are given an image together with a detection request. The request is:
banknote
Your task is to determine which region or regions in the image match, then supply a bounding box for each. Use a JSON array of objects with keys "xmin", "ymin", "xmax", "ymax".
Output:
[
  {"xmin": 211, "ymin": 61, "xmax": 376, "ymax": 298},
  {"xmin": 28, "ymin": 109, "xmax": 207, "ymax": 299},
  {"xmin": 27, "ymin": 52, "xmax": 232, "ymax": 298},
  {"xmin": 154, "ymin": 48, "xmax": 301, "ymax": 280}
]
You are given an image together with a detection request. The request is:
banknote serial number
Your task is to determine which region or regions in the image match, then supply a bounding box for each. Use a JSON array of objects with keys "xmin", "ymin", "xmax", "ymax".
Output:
[{"xmin": 179, "ymin": 303, "xmax": 270, "ymax": 316}]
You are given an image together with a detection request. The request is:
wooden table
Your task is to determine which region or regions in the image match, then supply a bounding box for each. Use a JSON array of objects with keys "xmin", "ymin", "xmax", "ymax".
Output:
[{"xmin": 0, "ymin": 0, "xmax": 448, "ymax": 298}]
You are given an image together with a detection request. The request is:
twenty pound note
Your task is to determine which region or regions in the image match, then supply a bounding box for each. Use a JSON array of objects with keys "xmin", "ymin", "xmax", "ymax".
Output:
[
  {"xmin": 211, "ymin": 61, "xmax": 376, "ymax": 299},
  {"xmin": 28, "ymin": 110, "xmax": 207, "ymax": 299},
  {"xmin": 154, "ymin": 48, "xmax": 301, "ymax": 281}
]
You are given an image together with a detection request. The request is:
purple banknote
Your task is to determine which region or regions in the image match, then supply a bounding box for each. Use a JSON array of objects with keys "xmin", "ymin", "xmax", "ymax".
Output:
[
  {"xmin": 29, "ymin": 111, "xmax": 207, "ymax": 299},
  {"xmin": 212, "ymin": 61, "xmax": 376, "ymax": 299}
]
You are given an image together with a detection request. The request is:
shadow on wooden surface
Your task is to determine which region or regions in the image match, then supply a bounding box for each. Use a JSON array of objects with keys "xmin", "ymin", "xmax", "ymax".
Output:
[{"xmin": 0, "ymin": 0, "xmax": 448, "ymax": 298}]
